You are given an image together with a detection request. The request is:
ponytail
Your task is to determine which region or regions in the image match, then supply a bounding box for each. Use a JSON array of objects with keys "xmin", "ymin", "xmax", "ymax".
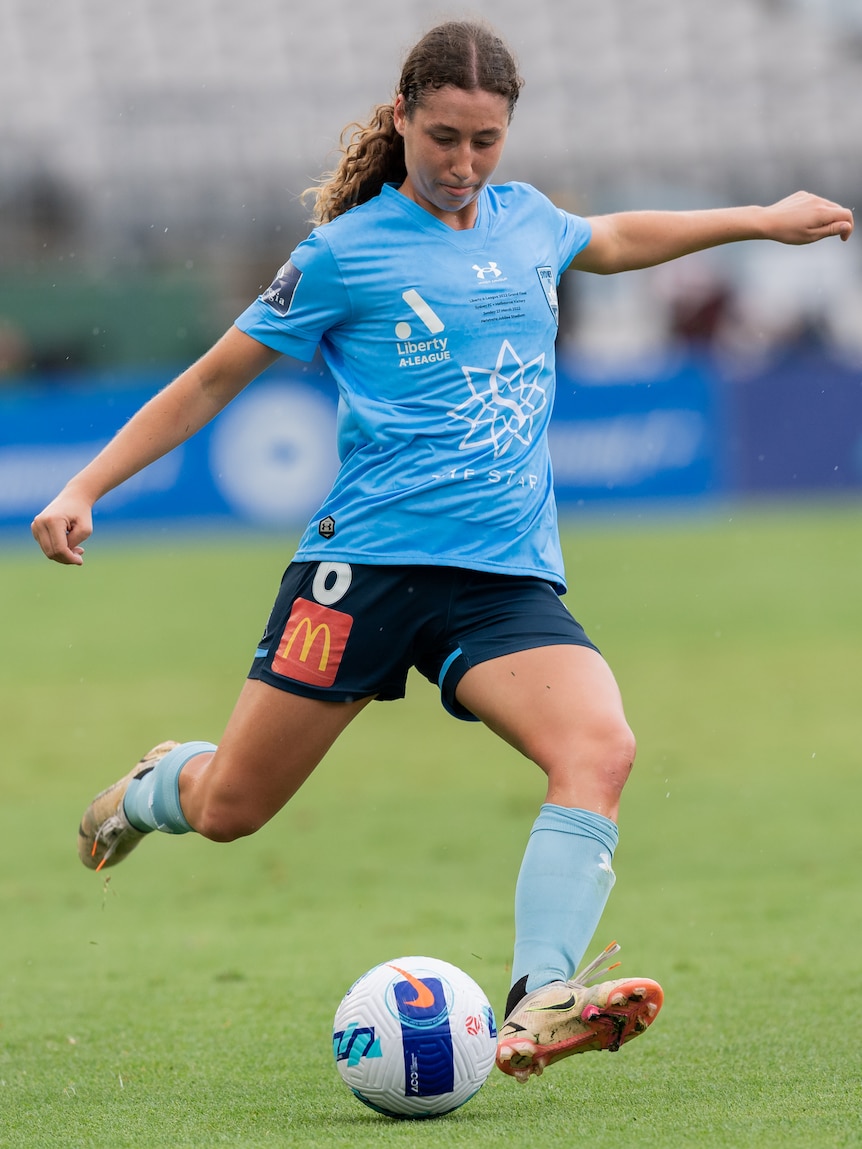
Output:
[{"xmin": 305, "ymin": 104, "xmax": 405, "ymax": 226}]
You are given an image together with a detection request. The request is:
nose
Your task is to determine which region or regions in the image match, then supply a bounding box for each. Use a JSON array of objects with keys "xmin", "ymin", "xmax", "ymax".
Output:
[{"xmin": 450, "ymin": 141, "xmax": 473, "ymax": 183}]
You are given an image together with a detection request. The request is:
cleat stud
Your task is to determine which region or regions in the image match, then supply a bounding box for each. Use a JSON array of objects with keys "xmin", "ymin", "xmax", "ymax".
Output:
[
  {"xmin": 646, "ymin": 1002, "xmax": 659, "ymax": 1017},
  {"xmin": 581, "ymin": 1004, "xmax": 601, "ymax": 1021},
  {"xmin": 609, "ymin": 993, "xmax": 626, "ymax": 1006}
]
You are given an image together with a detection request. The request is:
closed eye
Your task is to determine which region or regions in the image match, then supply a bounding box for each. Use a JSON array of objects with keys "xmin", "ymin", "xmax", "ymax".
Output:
[{"xmin": 429, "ymin": 133, "xmax": 501, "ymax": 149}]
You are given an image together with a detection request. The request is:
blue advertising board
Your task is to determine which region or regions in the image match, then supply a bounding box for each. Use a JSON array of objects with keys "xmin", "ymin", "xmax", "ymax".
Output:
[
  {"xmin": 2, "ymin": 349, "xmax": 859, "ymax": 535},
  {"xmin": 0, "ymin": 362, "xmax": 340, "ymax": 531},
  {"xmin": 722, "ymin": 349, "xmax": 862, "ymax": 492},
  {"xmin": 549, "ymin": 353, "xmax": 723, "ymax": 502}
]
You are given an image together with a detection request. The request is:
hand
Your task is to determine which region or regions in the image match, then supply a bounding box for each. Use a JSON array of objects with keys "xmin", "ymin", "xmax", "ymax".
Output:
[
  {"xmin": 31, "ymin": 490, "xmax": 93, "ymax": 565},
  {"xmin": 763, "ymin": 191, "xmax": 854, "ymax": 245}
]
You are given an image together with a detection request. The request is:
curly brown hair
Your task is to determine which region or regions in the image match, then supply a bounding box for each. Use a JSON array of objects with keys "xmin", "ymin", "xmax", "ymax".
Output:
[{"xmin": 305, "ymin": 21, "xmax": 523, "ymax": 225}]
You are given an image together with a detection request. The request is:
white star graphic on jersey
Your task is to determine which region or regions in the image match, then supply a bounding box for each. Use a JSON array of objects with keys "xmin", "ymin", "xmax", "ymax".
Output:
[{"xmin": 448, "ymin": 340, "xmax": 547, "ymax": 457}]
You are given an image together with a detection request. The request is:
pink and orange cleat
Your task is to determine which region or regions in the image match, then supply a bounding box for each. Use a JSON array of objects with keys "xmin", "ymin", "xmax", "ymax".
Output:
[{"xmin": 496, "ymin": 942, "xmax": 663, "ymax": 1082}]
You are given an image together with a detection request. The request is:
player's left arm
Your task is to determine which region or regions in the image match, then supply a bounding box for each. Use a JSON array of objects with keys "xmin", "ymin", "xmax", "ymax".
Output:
[{"xmin": 569, "ymin": 191, "xmax": 854, "ymax": 275}]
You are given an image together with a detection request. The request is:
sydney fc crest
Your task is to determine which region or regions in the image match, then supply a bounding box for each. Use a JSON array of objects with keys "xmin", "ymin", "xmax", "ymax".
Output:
[{"xmin": 535, "ymin": 266, "xmax": 559, "ymax": 324}]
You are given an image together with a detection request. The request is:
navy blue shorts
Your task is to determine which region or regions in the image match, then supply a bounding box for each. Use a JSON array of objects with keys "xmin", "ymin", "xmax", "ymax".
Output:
[{"xmin": 248, "ymin": 562, "xmax": 599, "ymax": 721}]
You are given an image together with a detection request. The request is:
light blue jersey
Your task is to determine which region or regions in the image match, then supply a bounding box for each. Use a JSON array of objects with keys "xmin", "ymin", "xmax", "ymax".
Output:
[{"xmin": 235, "ymin": 182, "xmax": 591, "ymax": 591}]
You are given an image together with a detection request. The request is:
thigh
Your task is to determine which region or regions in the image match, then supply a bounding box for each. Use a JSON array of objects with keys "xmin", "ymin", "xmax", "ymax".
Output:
[
  {"xmin": 180, "ymin": 678, "xmax": 372, "ymax": 837},
  {"xmin": 454, "ymin": 644, "xmax": 635, "ymax": 814},
  {"xmin": 423, "ymin": 572, "xmax": 599, "ymax": 721}
]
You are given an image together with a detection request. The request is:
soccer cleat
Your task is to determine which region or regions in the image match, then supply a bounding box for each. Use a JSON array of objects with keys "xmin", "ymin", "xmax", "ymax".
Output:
[
  {"xmin": 77, "ymin": 741, "xmax": 179, "ymax": 872},
  {"xmin": 496, "ymin": 942, "xmax": 663, "ymax": 1082}
]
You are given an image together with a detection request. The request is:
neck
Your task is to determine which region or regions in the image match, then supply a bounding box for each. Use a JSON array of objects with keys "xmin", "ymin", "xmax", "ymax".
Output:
[{"xmin": 397, "ymin": 179, "xmax": 480, "ymax": 231}]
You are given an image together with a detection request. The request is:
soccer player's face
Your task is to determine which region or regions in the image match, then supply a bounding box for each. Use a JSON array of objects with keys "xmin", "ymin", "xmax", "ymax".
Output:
[{"xmin": 394, "ymin": 85, "xmax": 509, "ymax": 228}]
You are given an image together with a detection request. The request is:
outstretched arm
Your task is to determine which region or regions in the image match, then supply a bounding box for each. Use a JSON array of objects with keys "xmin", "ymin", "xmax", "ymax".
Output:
[
  {"xmin": 31, "ymin": 326, "xmax": 280, "ymax": 565},
  {"xmin": 569, "ymin": 191, "xmax": 854, "ymax": 275}
]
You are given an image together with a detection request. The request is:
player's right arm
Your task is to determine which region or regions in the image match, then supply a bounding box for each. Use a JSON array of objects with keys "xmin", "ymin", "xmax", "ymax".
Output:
[{"xmin": 32, "ymin": 326, "xmax": 280, "ymax": 565}]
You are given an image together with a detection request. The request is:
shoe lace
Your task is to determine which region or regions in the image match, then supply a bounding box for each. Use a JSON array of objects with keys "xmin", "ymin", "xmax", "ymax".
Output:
[
  {"xmin": 571, "ymin": 941, "xmax": 623, "ymax": 987},
  {"xmin": 91, "ymin": 813, "xmax": 131, "ymax": 872}
]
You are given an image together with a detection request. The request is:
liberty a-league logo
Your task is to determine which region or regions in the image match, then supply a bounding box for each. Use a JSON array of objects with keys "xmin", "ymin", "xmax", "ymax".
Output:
[
  {"xmin": 261, "ymin": 260, "xmax": 303, "ymax": 316},
  {"xmin": 536, "ymin": 266, "xmax": 559, "ymax": 323}
]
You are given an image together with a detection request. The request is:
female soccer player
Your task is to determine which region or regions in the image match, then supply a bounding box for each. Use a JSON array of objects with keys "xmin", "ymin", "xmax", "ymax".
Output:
[{"xmin": 32, "ymin": 20, "xmax": 853, "ymax": 1083}]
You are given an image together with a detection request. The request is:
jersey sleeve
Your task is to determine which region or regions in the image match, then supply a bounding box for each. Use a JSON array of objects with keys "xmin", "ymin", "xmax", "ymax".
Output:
[
  {"xmin": 233, "ymin": 229, "xmax": 351, "ymax": 362},
  {"xmin": 557, "ymin": 208, "xmax": 592, "ymax": 271},
  {"xmin": 511, "ymin": 182, "xmax": 591, "ymax": 274}
]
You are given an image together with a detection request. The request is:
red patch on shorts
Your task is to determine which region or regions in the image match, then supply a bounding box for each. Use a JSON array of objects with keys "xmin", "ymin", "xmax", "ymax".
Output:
[{"xmin": 271, "ymin": 598, "xmax": 353, "ymax": 687}]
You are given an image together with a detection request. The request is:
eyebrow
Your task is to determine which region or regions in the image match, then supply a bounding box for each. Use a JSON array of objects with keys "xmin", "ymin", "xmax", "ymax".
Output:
[{"xmin": 425, "ymin": 122, "xmax": 505, "ymax": 138}]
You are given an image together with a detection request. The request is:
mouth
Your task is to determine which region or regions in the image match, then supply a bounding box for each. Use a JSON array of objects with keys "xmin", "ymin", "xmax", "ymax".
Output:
[{"xmin": 440, "ymin": 183, "xmax": 477, "ymax": 200}]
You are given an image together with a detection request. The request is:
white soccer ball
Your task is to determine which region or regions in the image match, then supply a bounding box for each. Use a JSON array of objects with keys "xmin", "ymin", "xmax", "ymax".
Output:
[{"xmin": 332, "ymin": 955, "xmax": 498, "ymax": 1119}]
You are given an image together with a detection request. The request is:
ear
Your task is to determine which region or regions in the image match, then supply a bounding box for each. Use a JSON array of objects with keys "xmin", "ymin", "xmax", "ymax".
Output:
[{"xmin": 392, "ymin": 93, "xmax": 408, "ymax": 137}]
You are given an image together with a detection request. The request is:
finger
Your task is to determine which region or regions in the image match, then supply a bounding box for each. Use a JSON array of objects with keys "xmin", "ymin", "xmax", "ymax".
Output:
[
  {"xmin": 65, "ymin": 519, "xmax": 92, "ymax": 550},
  {"xmin": 52, "ymin": 547, "xmax": 85, "ymax": 567},
  {"xmin": 821, "ymin": 219, "xmax": 853, "ymax": 242},
  {"xmin": 31, "ymin": 517, "xmax": 86, "ymax": 565},
  {"xmin": 801, "ymin": 216, "xmax": 853, "ymax": 244}
]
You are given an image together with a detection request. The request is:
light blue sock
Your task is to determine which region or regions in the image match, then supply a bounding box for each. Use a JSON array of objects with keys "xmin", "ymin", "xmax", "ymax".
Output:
[
  {"xmin": 512, "ymin": 803, "xmax": 619, "ymax": 993},
  {"xmin": 122, "ymin": 741, "xmax": 216, "ymax": 834}
]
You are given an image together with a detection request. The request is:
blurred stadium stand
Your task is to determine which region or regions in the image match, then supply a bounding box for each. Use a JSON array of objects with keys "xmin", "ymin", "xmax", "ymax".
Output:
[
  {"xmin": 2, "ymin": 0, "xmax": 861, "ymax": 522},
  {"xmin": 0, "ymin": 0, "xmax": 860, "ymax": 371}
]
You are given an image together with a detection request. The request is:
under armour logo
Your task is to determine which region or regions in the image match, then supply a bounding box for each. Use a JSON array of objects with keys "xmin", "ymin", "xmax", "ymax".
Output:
[{"xmin": 472, "ymin": 262, "xmax": 502, "ymax": 280}]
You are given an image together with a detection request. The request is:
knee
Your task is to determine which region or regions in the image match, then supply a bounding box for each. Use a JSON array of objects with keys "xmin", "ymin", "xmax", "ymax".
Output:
[
  {"xmin": 538, "ymin": 712, "xmax": 636, "ymax": 805},
  {"xmin": 579, "ymin": 713, "xmax": 636, "ymax": 792},
  {"xmin": 191, "ymin": 797, "xmax": 265, "ymax": 843},
  {"xmin": 608, "ymin": 715, "xmax": 637, "ymax": 772},
  {"xmin": 601, "ymin": 719, "xmax": 637, "ymax": 795},
  {"xmin": 553, "ymin": 709, "xmax": 636, "ymax": 772}
]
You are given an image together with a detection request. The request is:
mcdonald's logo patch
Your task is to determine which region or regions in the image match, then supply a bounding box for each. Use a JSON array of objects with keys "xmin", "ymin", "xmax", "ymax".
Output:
[{"xmin": 272, "ymin": 598, "xmax": 353, "ymax": 687}]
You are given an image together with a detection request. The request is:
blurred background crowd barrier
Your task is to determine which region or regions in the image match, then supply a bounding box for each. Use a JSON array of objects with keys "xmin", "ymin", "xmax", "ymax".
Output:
[{"xmin": 1, "ymin": 0, "xmax": 861, "ymax": 529}]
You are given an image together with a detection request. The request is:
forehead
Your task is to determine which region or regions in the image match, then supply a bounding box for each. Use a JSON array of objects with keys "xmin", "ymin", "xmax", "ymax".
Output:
[{"xmin": 415, "ymin": 84, "xmax": 510, "ymax": 132}]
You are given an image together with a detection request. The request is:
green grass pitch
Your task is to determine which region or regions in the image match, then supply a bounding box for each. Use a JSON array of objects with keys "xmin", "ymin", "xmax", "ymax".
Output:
[{"xmin": 1, "ymin": 503, "xmax": 861, "ymax": 1148}]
